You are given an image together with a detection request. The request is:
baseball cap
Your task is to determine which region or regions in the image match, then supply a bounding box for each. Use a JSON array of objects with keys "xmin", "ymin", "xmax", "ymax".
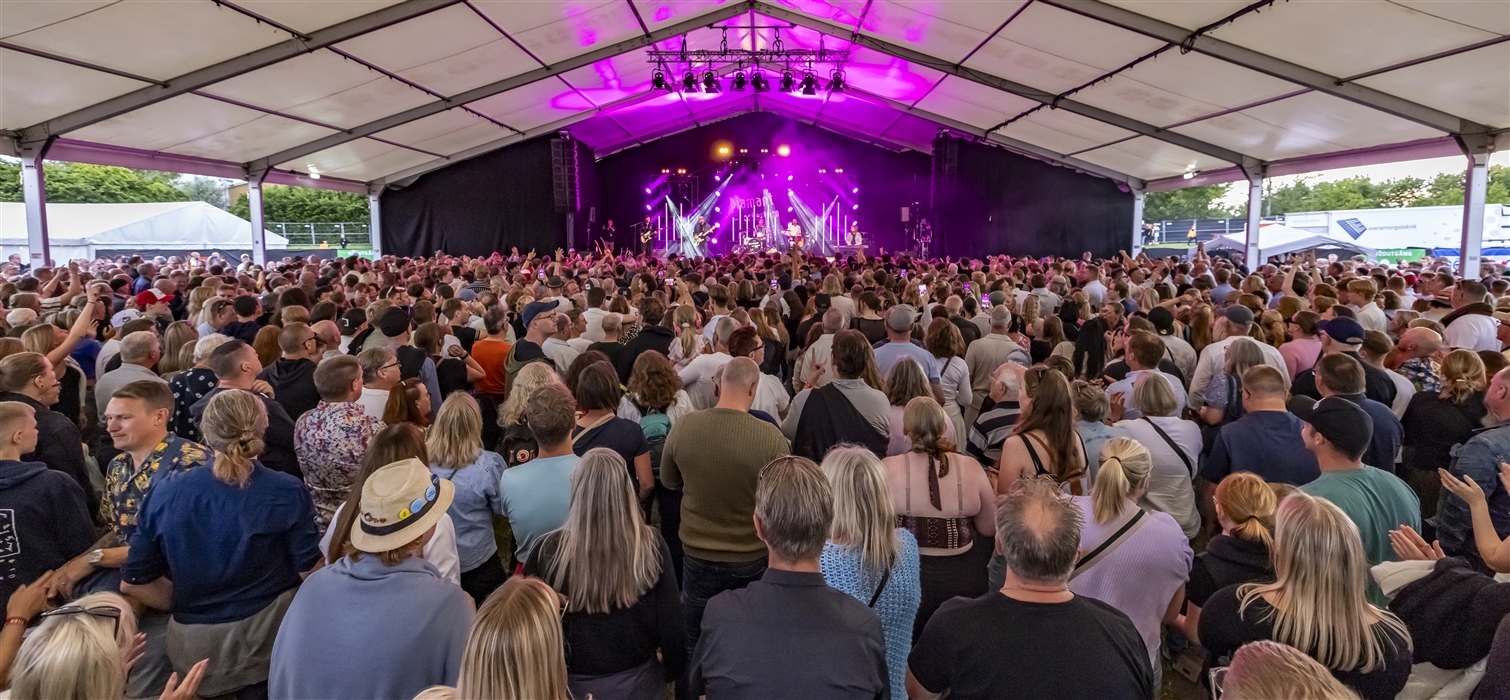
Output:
[
  {"xmin": 1147, "ymin": 307, "xmax": 1176, "ymax": 335},
  {"xmin": 134, "ymin": 289, "xmax": 174, "ymax": 307},
  {"xmin": 521, "ymin": 300, "xmax": 556, "ymax": 328},
  {"xmin": 378, "ymin": 307, "xmax": 411, "ymax": 337},
  {"xmin": 1287, "ymin": 395, "xmax": 1373, "ymax": 459},
  {"xmin": 110, "ymin": 308, "xmax": 141, "ymax": 328},
  {"xmin": 1318, "ymin": 317, "xmax": 1366, "ymax": 346},
  {"xmin": 458, "ymin": 287, "xmax": 477, "ymax": 302},
  {"xmin": 1223, "ymin": 305, "xmax": 1254, "ymax": 327},
  {"xmin": 339, "ymin": 308, "xmax": 367, "ymax": 336},
  {"xmin": 814, "ymin": 293, "xmax": 832, "ymax": 311},
  {"xmin": 888, "ymin": 304, "xmax": 918, "ymax": 332}
]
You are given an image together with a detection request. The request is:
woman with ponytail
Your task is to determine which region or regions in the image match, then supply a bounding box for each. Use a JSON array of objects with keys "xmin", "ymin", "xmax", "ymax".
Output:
[
  {"xmin": 666, "ymin": 304, "xmax": 706, "ymax": 371},
  {"xmin": 1181, "ymin": 472, "xmax": 1277, "ymax": 645},
  {"xmin": 1402, "ymin": 349, "xmax": 1487, "ymax": 518},
  {"xmin": 120, "ymin": 390, "xmax": 323, "ymax": 699},
  {"xmin": 1066, "ymin": 438, "xmax": 1193, "ymax": 681}
]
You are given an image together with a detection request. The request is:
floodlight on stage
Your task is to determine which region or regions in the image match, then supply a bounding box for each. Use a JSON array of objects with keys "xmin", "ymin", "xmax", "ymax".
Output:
[
  {"xmin": 852, "ymin": 187, "xmax": 859, "ymax": 193},
  {"xmin": 787, "ymin": 175, "xmax": 793, "ymax": 181},
  {"xmin": 779, "ymin": 70, "xmax": 795, "ymax": 93},
  {"xmin": 651, "ymin": 70, "xmax": 669, "ymax": 91},
  {"xmin": 682, "ymin": 71, "xmax": 697, "ymax": 92},
  {"xmin": 702, "ymin": 71, "xmax": 720, "ymax": 93},
  {"xmin": 731, "ymin": 72, "xmax": 747, "ymax": 91},
  {"xmin": 826, "ymin": 69, "xmax": 846, "ymax": 93},
  {"xmin": 714, "ymin": 175, "xmax": 721, "ymax": 181},
  {"xmin": 799, "ymin": 71, "xmax": 818, "ymax": 96},
  {"xmin": 645, "ymin": 187, "xmax": 652, "ymax": 194},
  {"xmin": 751, "ymin": 70, "xmax": 770, "ymax": 93},
  {"xmin": 852, "ymin": 204, "xmax": 859, "ymax": 210},
  {"xmin": 777, "ymin": 145, "xmax": 791, "ymax": 157},
  {"xmin": 645, "ymin": 204, "xmax": 652, "ymax": 210}
]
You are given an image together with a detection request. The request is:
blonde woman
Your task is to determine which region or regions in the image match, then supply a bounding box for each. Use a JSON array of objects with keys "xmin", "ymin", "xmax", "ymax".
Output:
[
  {"xmin": 119, "ymin": 390, "xmax": 322, "ymax": 699},
  {"xmin": 667, "ymin": 304, "xmax": 707, "ymax": 371},
  {"xmin": 524, "ymin": 448, "xmax": 682, "ymax": 700},
  {"xmin": 1067, "ymin": 437, "xmax": 1192, "ymax": 677},
  {"xmin": 819, "ymin": 447, "xmax": 920, "ymax": 699},
  {"xmin": 1181, "ymin": 472, "xmax": 1277, "ymax": 644},
  {"xmin": 428, "ymin": 393, "xmax": 509, "ymax": 604},
  {"xmin": 451, "ymin": 577, "xmax": 569, "ymax": 700},
  {"xmin": 1113, "ymin": 372, "xmax": 1202, "ymax": 538},
  {"xmin": 156, "ymin": 320, "xmax": 199, "ymax": 377},
  {"xmin": 496, "ymin": 362, "xmax": 564, "ymax": 466},
  {"xmin": 1401, "ymin": 349, "xmax": 1487, "ymax": 518},
  {"xmin": 882, "ymin": 397, "xmax": 995, "ymax": 640},
  {"xmin": 1198, "ymin": 337, "xmax": 1265, "ymax": 426},
  {"xmin": 1198, "ymin": 493, "xmax": 1413, "ymax": 700},
  {"xmin": 1222, "ymin": 641, "xmax": 1361, "ymax": 700}
]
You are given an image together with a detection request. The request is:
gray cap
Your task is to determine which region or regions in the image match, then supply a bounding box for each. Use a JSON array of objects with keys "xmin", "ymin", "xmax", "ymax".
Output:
[
  {"xmin": 887, "ymin": 304, "xmax": 917, "ymax": 332},
  {"xmin": 988, "ymin": 291, "xmax": 1009, "ymax": 307},
  {"xmin": 1224, "ymin": 304, "xmax": 1254, "ymax": 327}
]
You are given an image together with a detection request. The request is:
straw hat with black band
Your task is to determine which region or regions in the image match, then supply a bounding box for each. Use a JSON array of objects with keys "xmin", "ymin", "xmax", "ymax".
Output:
[{"xmin": 350, "ymin": 458, "xmax": 455, "ymax": 553}]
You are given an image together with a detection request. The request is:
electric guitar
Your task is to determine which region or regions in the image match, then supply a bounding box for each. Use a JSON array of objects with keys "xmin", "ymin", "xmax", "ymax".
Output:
[
  {"xmin": 692, "ymin": 225, "xmax": 711, "ymax": 244},
  {"xmin": 641, "ymin": 229, "xmax": 654, "ymax": 243}
]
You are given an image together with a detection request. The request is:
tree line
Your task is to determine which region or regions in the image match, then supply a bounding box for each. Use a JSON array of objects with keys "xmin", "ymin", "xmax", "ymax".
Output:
[{"xmin": 1144, "ymin": 166, "xmax": 1510, "ymax": 222}]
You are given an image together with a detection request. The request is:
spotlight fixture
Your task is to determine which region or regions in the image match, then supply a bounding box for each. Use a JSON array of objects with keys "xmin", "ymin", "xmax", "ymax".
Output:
[
  {"xmin": 645, "ymin": 187, "xmax": 652, "ymax": 194},
  {"xmin": 306, "ymin": 165, "xmax": 320, "ymax": 180},
  {"xmin": 777, "ymin": 145, "xmax": 790, "ymax": 157},
  {"xmin": 681, "ymin": 71, "xmax": 697, "ymax": 92},
  {"xmin": 702, "ymin": 71, "xmax": 720, "ymax": 93},
  {"xmin": 799, "ymin": 71, "xmax": 819, "ymax": 96},
  {"xmin": 825, "ymin": 69, "xmax": 846, "ymax": 93},
  {"xmin": 750, "ymin": 70, "xmax": 770, "ymax": 93},
  {"xmin": 852, "ymin": 187, "xmax": 859, "ymax": 193},
  {"xmin": 779, "ymin": 70, "xmax": 795, "ymax": 93},
  {"xmin": 651, "ymin": 70, "xmax": 669, "ymax": 91},
  {"xmin": 731, "ymin": 72, "xmax": 747, "ymax": 91}
]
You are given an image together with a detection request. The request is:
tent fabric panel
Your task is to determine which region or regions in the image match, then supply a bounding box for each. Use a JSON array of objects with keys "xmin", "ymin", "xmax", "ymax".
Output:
[
  {"xmin": 269, "ymin": 73, "xmax": 438, "ymax": 130},
  {"xmin": 1167, "ymin": 108, "xmax": 1343, "ymax": 162},
  {"xmin": 374, "ymin": 111, "xmax": 515, "ymax": 156},
  {"xmin": 1072, "ymin": 135, "xmax": 1229, "ymax": 181},
  {"xmin": 569, "ymin": 113, "xmax": 635, "ymax": 150},
  {"xmin": 556, "ymin": 52, "xmax": 662, "ymax": 106},
  {"xmin": 963, "ymin": 6, "xmax": 1162, "ymax": 96},
  {"xmin": 1230, "ymin": 91, "xmax": 1440, "ymax": 152},
  {"xmin": 998, "ymin": 3, "xmax": 1167, "ymax": 72},
  {"xmin": 996, "ymin": 108, "xmax": 1137, "ymax": 156},
  {"xmin": 634, "ymin": 0, "xmax": 742, "ymax": 31},
  {"xmin": 393, "ymin": 37, "xmax": 543, "ymax": 97},
  {"xmin": 334, "ymin": 5, "xmax": 507, "ymax": 74},
  {"xmin": 913, "ymin": 76, "xmax": 1041, "ymax": 130},
  {"xmin": 1391, "ymin": 0, "xmax": 1510, "ymax": 35},
  {"xmin": 1356, "ymin": 43, "xmax": 1510, "ymax": 129},
  {"xmin": 466, "ymin": 80, "xmax": 597, "ymax": 131},
  {"xmin": 68, "ymin": 93, "xmax": 270, "ymax": 153},
  {"xmin": 0, "ymin": 48, "xmax": 149, "ymax": 129},
  {"xmin": 842, "ymin": 46, "xmax": 945, "ymax": 102},
  {"xmin": 883, "ymin": 112, "xmax": 947, "ymax": 149},
  {"xmin": 858, "ymin": 0, "xmax": 1029, "ymax": 65},
  {"xmin": 607, "ymin": 95, "xmax": 700, "ymax": 134},
  {"xmin": 3, "ymin": 1, "xmax": 289, "ymax": 82},
  {"xmin": 283, "ymin": 139, "xmax": 435, "ymax": 181},
  {"xmin": 199, "ymin": 51, "xmax": 395, "ymax": 114},
  {"xmin": 1204, "ymin": 0, "xmax": 1503, "ymax": 79},
  {"xmin": 807, "ymin": 92, "xmax": 910, "ymax": 134},
  {"xmin": 234, "ymin": 0, "xmax": 408, "ymax": 35},
  {"xmin": 1069, "ymin": 51, "xmax": 1302, "ymax": 128},
  {"xmin": 167, "ymin": 114, "xmax": 339, "ymax": 164},
  {"xmin": 1, "ymin": 1, "xmax": 114, "ymax": 39},
  {"xmin": 471, "ymin": 0, "xmax": 645, "ymax": 66}
]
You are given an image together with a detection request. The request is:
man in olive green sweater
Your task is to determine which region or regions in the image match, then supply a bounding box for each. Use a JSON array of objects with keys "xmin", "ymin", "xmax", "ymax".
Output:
[{"xmin": 661, "ymin": 357, "xmax": 791, "ymax": 657}]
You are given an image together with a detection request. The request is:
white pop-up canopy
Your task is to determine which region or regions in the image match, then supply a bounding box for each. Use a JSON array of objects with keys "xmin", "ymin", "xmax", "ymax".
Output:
[
  {"xmin": 1207, "ymin": 223, "xmax": 1375, "ymax": 262},
  {"xmin": 0, "ymin": 201, "xmax": 285, "ymax": 261}
]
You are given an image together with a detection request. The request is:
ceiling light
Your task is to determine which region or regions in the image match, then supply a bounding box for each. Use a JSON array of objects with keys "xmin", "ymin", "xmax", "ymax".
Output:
[
  {"xmin": 702, "ymin": 71, "xmax": 720, "ymax": 93},
  {"xmin": 1183, "ymin": 171, "xmax": 1197, "ymax": 180},
  {"xmin": 750, "ymin": 71, "xmax": 769, "ymax": 93},
  {"xmin": 681, "ymin": 71, "xmax": 697, "ymax": 92},
  {"xmin": 651, "ymin": 70, "xmax": 669, "ymax": 91},
  {"xmin": 779, "ymin": 70, "xmax": 795, "ymax": 93},
  {"xmin": 799, "ymin": 71, "xmax": 818, "ymax": 96},
  {"xmin": 825, "ymin": 69, "xmax": 846, "ymax": 93},
  {"xmin": 731, "ymin": 72, "xmax": 747, "ymax": 91},
  {"xmin": 306, "ymin": 165, "xmax": 320, "ymax": 180}
]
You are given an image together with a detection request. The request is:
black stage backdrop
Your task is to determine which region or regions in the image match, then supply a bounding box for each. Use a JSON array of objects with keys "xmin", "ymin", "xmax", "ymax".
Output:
[
  {"xmin": 594, "ymin": 113, "xmax": 933, "ymax": 254},
  {"xmin": 380, "ymin": 137, "xmax": 596, "ymax": 258},
  {"xmin": 933, "ymin": 136, "xmax": 1132, "ymax": 260}
]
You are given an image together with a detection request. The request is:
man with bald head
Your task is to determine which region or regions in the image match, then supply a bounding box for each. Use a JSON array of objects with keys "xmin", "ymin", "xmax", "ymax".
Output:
[
  {"xmin": 310, "ymin": 320, "xmax": 342, "ymax": 362},
  {"xmin": 1391, "ymin": 326, "xmax": 1444, "ymax": 393}
]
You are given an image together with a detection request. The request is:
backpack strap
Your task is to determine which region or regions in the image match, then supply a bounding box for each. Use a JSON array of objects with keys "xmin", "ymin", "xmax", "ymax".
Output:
[{"xmin": 867, "ymin": 568, "xmax": 892, "ymax": 608}]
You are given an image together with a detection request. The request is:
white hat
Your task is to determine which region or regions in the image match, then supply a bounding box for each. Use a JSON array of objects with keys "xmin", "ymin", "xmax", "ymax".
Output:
[
  {"xmin": 349, "ymin": 458, "xmax": 454, "ymax": 553},
  {"xmin": 5, "ymin": 308, "xmax": 37, "ymax": 327}
]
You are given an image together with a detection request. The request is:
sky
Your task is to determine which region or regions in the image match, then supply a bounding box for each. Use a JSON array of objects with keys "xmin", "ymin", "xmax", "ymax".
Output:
[{"xmin": 1216, "ymin": 151, "xmax": 1510, "ymax": 209}]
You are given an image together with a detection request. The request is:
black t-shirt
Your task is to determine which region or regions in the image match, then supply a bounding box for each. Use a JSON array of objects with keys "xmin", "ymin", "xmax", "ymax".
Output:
[
  {"xmin": 1198, "ymin": 586, "xmax": 1411, "ymax": 700},
  {"xmin": 1402, "ymin": 390, "xmax": 1487, "ymax": 473},
  {"xmin": 1185, "ymin": 535, "xmax": 1272, "ymax": 607},
  {"xmin": 571, "ymin": 417, "xmax": 650, "ymax": 486},
  {"xmin": 435, "ymin": 356, "xmax": 470, "ymax": 398},
  {"xmin": 513, "ymin": 339, "xmax": 547, "ymax": 362},
  {"xmin": 850, "ymin": 317, "xmax": 887, "ymax": 345},
  {"xmin": 909, "ymin": 593, "xmax": 1152, "ymax": 700},
  {"xmin": 587, "ymin": 340, "xmax": 624, "ymax": 369}
]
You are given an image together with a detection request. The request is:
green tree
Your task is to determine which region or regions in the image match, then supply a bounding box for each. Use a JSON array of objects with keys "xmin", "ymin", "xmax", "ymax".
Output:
[
  {"xmin": 1143, "ymin": 183, "xmax": 1236, "ymax": 222},
  {"xmin": 0, "ymin": 160, "xmax": 189, "ymax": 203},
  {"xmin": 229, "ymin": 184, "xmax": 369, "ymax": 222},
  {"xmin": 177, "ymin": 176, "xmax": 229, "ymax": 209}
]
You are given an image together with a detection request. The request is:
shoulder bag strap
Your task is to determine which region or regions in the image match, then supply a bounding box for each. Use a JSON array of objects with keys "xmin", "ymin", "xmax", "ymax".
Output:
[
  {"xmin": 1070, "ymin": 509, "xmax": 1149, "ymax": 580},
  {"xmin": 1142, "ymin": 417, "xmax": 1194, "ymax": 476},
  {"xmin": 571, "ymin": 413, "xmax": 615, "ymax": 446},
  {"xmin": 867, "ymin": 568, "xmax": 892, "ymax": 608}
]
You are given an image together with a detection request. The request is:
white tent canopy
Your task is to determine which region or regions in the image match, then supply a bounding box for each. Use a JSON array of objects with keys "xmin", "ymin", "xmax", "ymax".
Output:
[
  {"xmin": 0, "ymin": 201, "xmax": 285, "ymax": 261},
  {"xmin": 1208, "ymin": 223, "xmax": 1375, "ymax": 262}
]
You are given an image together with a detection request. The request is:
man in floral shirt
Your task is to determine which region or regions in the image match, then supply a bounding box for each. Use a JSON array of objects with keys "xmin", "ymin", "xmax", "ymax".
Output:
[
  {"xmin": 296, "ymin": 356, "xmax": 383, "ymax": 528},
  {"xmin": 1393, "ymin": 327, "xmax": 1444, "ymax": 393}
]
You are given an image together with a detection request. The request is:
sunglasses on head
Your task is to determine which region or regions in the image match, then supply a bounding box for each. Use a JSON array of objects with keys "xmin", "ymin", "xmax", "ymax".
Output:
[{"xmin": 39, "ymin": 605, "xmax": 122, "ymax": 638}]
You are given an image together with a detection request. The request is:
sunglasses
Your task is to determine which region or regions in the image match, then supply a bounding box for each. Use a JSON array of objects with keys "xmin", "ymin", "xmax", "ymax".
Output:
[{"xmin": 40, "ymin": 605, "xmax": 121, "ymax": 638}]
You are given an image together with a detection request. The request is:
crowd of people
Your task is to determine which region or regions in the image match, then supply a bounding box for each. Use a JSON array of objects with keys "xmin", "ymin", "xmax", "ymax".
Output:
[{"xmin": 3, "ymin": 242, "xmax": 1510, "ymax": 699}]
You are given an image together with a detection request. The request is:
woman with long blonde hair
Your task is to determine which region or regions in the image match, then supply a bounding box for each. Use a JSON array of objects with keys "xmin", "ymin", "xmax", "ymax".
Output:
[
  {"xmin": 454, "ymin": 577, "xmax": 570, "ymax": 700},
  {"xmin": 1190, "ymin": 304, "xmax": 1215, "ymax": 354},
  {"xmin": 819, "ymin": 447, "xmax": 920, "ymax": 699},
  {"xmin": 156, "ymin": 320, "xmax": 199, "ymax": 377},
  {"xmin": 427, "ymin": 392, "xmax": 509, "ymax": 604},
  {"xmin": 1181, "ymin": 471, "xmax": 1277, "ymax": 644},
  {"xmin": 497, "ymin": 362, "xmax": 565, "ymax": 466},
  {"xmin": 523, "ymin": 448, "xmax": 680, "ymax": 700},
  {"xmin": 1199, "ymin": 493, "xmax": 1413, "ymax": 700},
  {"xmin": 667, "ymin": 304, "xmax": 706, "ymax": 371},
  {"xmin": 119, "ymin": 390, "xmax": 322, "ymax": 699},
  {"xmin": 1401, "ymin": 349, "xmax": 1488, "ymax": 517},
  {"xmin": 997, "ymin": 366, "xmax": 1086, "ymax": 495}
]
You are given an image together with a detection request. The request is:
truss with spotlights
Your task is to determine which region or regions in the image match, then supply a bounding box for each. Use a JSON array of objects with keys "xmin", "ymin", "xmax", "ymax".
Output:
[{"xmin": 647, "ymin": 27, "xmax": 849, "ymax": 94}]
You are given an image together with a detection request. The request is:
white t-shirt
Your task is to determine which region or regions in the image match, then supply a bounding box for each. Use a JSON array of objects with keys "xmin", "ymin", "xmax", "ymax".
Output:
[
  {"xmin": 1445, "ymin": 313, "xmax": 1500, "ymax": 352},
  {"xmin": 754, "ymin": 373, "xmax": 791, "ymax": 419},
  {"xmin": 678, "ymin": 352, "xmax": 733, "ymax": 410},
  {"xmin": 319, "ymin": 502, "xmax": 461, "ymax": 586}
]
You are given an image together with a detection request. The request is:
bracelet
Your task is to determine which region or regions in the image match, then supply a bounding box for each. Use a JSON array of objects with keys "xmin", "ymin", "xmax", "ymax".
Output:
[{"xmin": 5, "ymin": 617, "xmax": 28, "ymax": 628}]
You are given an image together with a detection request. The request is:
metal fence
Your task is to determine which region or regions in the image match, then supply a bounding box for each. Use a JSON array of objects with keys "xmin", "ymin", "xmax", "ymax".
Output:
[
  {"xmin": 266, "ymin": 222, "xmax": 371, "ymax": 247},
  {"xmin": 1146, "ymin": 217, "xmax": 1284, "ymax": 245}
]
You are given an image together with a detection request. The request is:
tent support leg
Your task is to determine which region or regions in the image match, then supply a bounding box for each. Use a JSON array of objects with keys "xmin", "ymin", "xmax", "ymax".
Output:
[
  {"xmin": 1458, "ymin": 134, "xmax": 1492, "ymax": 278},
  {"xmin": 1130, "ymin": 186, "xmax": 1145, "ymax": 257},
  {"xmin": 19, "ymin": 138, "xmax": 54, "ymax": 269},
  {"xmin": 368, "ymin": 185, "xmax": 384, "ymax": 258},
  {"xmin": 1241, "ymin": 159, "xmax": 1266, "ymax": 268},
  {"xmin": 246, "ymin": 168, "xmax": 269, "ymax": 268}
]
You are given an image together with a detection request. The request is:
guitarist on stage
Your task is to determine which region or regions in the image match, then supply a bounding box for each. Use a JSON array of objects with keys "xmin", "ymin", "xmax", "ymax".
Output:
[{"xmin": 691, "ymin": 216, "xmax": 713, "ymax": 257}]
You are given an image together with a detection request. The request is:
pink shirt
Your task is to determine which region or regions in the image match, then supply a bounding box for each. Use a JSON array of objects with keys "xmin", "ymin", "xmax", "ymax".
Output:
[{"xmin": 1279, "ymin": 338, "xmax": 1322, "ymax": 380}]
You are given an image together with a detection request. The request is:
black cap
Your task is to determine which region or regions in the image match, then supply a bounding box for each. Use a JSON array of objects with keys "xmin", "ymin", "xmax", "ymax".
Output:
[
  {"xmin": 378, "ymin": 307, "xmax": 411, "ymax": 337},
  {"xmin": 1287, "ymin": 395, "xmax": 1373, "ymax": 459},
  {"xmin": 815, "ymin": 293, "xmax": 832, "ymax": 310},
  {"xmin": 1147, "ymin": 306, "xmax": 1175, "ymax": 335},
  {"xmin": 339, "ymin": 308, "xmax": 367, "ymax": 335}
]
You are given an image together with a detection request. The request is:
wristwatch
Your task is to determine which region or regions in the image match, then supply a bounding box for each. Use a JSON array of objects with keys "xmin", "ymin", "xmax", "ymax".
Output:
[{"xmin": 87, "ymin": 549, "xmax": 104, "ymax": 567}]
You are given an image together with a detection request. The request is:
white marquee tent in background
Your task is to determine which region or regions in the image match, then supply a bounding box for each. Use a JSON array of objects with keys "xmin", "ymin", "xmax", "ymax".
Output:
[
  {"xmin": 1207, "ymin": 222, "xmax": 1375, "ymax": 262},
  {"xmin": 0, "ymin": 201, "xmax": 285, "ymax": 262}
]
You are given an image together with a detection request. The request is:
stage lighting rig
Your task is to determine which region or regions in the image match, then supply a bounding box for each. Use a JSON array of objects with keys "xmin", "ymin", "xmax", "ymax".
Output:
[
  {"xmin": 645, "ymin": 27, "xmax": 849, "ymax": 76},
  {"xmin": 825, "ymin": 69, "xmax": 846, "ymax": 93},
  {"xmin": 702, "ymin": 71, "xmax": 720, "ymax": 93},
  {"xmin": 799, "ymin": 71, "xmax": 818, "ymax": 96},
  {"xmin": 731, "ymin": 72, "xmax": 747, "ymax": 91},
  {"xmin": 681, "ymin": 71, "xmax": 697, "ymax": 92},
  {"xmin": 651, "ymin": 69, "xmax": 669, "ymax": 91},
  {"xmin": 779, "ymin": 70, "xmax": 795, "ymax": 93},
  {"xmin": 750, "ymin": 70, "xmax": 770, "ymax": 93}
]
